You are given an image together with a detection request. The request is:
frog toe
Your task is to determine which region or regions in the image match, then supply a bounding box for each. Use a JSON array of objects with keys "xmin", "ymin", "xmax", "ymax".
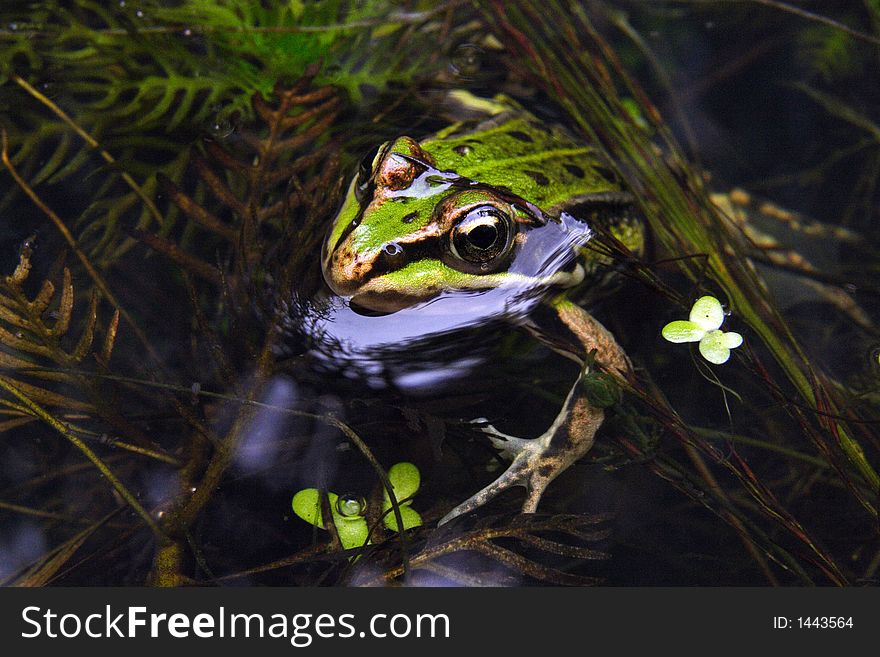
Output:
[
  {"xmin": 438, "ymin": 450, "xmax": 536, "ymax": 524},
  {"xmin": 482, "ymin": 428, "xmax": 531, "ymax": 458}
]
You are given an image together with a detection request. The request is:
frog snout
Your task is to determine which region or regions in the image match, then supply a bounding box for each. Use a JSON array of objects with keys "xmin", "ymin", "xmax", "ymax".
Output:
[{"xmin": 325, "ymin": 249, "xmax": 365, "ymax": 296}]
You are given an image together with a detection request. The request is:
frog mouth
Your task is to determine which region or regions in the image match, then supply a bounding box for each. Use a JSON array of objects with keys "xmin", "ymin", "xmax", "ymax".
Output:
[
  {"xmin": 323, "ymin": 253, "xmax": 436, "ymax": 314},
  {"xmin": 348, "ymin": 287, "xmax": 437, "ymax": 315}
]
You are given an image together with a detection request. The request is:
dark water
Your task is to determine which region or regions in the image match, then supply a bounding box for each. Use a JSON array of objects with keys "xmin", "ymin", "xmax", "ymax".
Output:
[{"xmin": 0, "ymin": 1, "xmax": 877, "ymax": 586}]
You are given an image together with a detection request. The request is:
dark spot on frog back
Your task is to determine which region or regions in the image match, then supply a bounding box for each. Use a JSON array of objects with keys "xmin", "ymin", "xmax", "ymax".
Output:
[
  {"xmin": 401, "ymin": 211, "xmax": 418, "ymax": 224},
  {"xmin": 593, "ymin": 165, "xmax": 618, "ymax": 183},
  {"xmin": 508, "ymin": 130, "xmax": 534, "ymax": 143},
  {"xmin": 524, "ymin": 170, "xmax": 550, "ymax": 186},
  {"xmin": 564, "ymin": 164, "xmax": 585, "ymax": 179},
  {"xmin": 453, "ymin": 144, "xmax": 473, "ymax": 156},
  {"xmin": 565, "ymin": 162, "xmax": 619, "ymax": 184}
]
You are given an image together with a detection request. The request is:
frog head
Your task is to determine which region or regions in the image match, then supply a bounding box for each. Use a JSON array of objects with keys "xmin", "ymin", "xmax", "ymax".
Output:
[
  {"xmin": 322, "ymin": 115, "xmax": 627, "ymax": 314},
  {"xmin": 324, "ymin": 137, "xmax": 549, "ymax": 312}
]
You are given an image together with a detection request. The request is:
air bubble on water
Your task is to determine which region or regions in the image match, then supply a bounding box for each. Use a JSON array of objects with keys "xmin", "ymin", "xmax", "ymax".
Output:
[
  {"xmin": 336, "ymin": 493, "xmax": 366, "ymax": 518},
  {"xmin": 207, "ymin": 107, "xmax": 235, "ymax": 139},
  {"xmin": 449, "ymin": 43, "xmax": 483, "ymax": 79}
]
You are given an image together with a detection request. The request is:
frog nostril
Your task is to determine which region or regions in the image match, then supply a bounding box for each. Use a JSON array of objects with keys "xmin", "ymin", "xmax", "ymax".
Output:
[
  {"xmin": 379, "ymin": 241, "xmax": 407, "ymax": 270},
  {"xmin": 383, "ymin": 242, "xmax": 403, "ymax": 257}
]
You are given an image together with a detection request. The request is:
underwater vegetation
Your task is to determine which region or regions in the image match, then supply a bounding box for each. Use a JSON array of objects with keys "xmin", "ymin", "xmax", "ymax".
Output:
[{"xmin": 0, "ymin": 0, "xmax": 878, "ymax": 586}]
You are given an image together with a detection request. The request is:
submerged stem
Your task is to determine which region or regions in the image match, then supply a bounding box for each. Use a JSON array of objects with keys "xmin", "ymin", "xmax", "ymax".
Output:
[{"xmin": 0, "ymin": 374, "xmax": 162, "ymax": 537}]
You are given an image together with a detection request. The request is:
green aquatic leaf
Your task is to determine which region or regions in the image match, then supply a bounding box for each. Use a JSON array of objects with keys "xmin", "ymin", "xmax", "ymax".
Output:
[
  {"xmin": 293, "ymin": 463, "xmax": 422, "ymax": 546},
  {"xmin": 382, "ymin": 505, "xmax": 422, "ymax": 532},
  {"xmin": 333, "ymin": 517, "xmax": 370, "ymax": 550},
  {"xmin": 0, "ymin": 0, "xmax": 464, "ymax": 263},
  {"xmin": 688, "ymin": 296, "xmax": 725, "ymax": 331},
  {"xmin": 291, "ymin": 488, "xmax": 333, "ymax": 526},
  {"xmin": 698, "ymin": 329, "xmax": 743, "ymax": 365},
  {"xmin": 386, "ymin": 461, "xmax": 421, "ymax": 501},
  {"xmin": 661, "ymin": 320, "xmax": 705, "ymax": 343},
  {"xmin": 382, "ymin": 462, "xmax": 422, "ymax": 531},
  {"xmin": 662, "ymin": 296, "xmax": 742, "ymax": 364}
]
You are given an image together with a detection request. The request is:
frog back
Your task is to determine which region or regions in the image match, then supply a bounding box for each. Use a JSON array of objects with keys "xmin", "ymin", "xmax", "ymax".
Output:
[{"xmin": 420, "ymin": 112, "xmax": 623, "ymax": 216}]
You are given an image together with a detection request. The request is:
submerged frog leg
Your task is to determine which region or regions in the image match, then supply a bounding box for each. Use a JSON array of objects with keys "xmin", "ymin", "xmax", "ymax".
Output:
[
  {"xmin": 439, "ymin": 365, "xmax": 605, "ymax": 523},
  {"xmin": 439, "ymin": 300, "xmax": 630, "ymax": 524}
]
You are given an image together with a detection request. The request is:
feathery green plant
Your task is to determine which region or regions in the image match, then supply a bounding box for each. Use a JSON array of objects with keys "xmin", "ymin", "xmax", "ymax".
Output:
[{"xmin": 0, "ymin": 0, "xmax": 469, "ymax": 264}]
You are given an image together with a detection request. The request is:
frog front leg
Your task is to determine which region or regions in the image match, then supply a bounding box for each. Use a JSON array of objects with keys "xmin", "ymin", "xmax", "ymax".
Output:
[{"xmin": 439, "ymin": 299, "xmax": 630, "ymax": 524}]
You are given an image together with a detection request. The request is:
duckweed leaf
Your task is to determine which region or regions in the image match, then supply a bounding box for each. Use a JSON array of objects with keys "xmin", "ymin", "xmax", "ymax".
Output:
[
  {"xmin": 334, "ymin": 517, "xmax": 370, "ymax": 551},
  {"xmin": 661, "ymin": 320, "xmax": 705, "ymax": 343},
  {"xmin": 382, "ymin": 462, "xmax": 422, "ymax": 531},
  {"xmin": 386, "ymin": 462, "xmax": 421, "ymax": 501},
  {"xmin": 699, "ymin": 330, "xmax": 744, "ymax": 365},
  {"xmin": 689, "ymin": 296, "xmax": 725, "ymax": 331},
  {"xmin": 291, "ymin": 488, "xmax": 332, "ymax": 526},
  {"xmin": 382, "ymin": 505, "xmax": 423, "ymax": 533}
]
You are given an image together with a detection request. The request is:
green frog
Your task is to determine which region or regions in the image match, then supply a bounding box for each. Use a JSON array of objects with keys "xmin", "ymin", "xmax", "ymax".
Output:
[{"xmin": 321, "ymin": 94, "xmax": 644, "ymax": 523}]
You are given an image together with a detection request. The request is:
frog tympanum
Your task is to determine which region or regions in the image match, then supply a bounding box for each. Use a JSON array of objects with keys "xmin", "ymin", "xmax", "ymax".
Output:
[{"xmin": 322, "ymin": 96, "xmax": 643, "ymax": 523}]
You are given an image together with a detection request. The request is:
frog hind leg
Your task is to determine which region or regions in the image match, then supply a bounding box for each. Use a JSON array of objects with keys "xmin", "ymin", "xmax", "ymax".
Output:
[
  {"xmin": 438, "ymin": 300, "xmax": 629, "ymax": 524},
  {"xmin": 438, "ymin": 367, "xmax": 605, "ymax": 523}
]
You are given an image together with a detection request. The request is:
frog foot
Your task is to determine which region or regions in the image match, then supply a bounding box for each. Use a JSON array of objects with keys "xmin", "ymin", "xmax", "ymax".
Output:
[
  {"xmin": 439, "ymin": 367, "xmax": 606, "ymax": 524},
  {"xmin": 466, "ymin": 419, "xmax": 531, "ymax": 460}
]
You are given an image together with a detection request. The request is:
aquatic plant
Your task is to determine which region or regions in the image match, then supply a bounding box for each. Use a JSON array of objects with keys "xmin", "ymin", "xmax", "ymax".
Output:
[
  {"xmin": 291, "ymin": 461, "xmax": 423, "ymax": 551},
  {"xmin": 0, "ymin": 1, "xmax": 471, "ymax": 264},
  {"xmin": 662, "ymin": 295, "xmax": 743, "ymax": 364}
]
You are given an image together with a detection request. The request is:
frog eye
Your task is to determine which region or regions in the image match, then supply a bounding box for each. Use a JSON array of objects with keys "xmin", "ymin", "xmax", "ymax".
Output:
[{"xmin": 446, "ymin": 205, "xmax": 514, "ymax": 273}]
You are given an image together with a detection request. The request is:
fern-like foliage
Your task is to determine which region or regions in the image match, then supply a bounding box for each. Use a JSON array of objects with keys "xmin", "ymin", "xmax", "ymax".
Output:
[
  {"xmin": 390, "ymin": 513, "xmax": 612, "ymax": 586},
  {"xmin": 143, "ymin": 65, "xmax": 343, "ymax": 311},
  {"xmin": 0, "ymin": 0, "xmax": 474, "ymax": 265},
  {"xmin": 0, "ymin": 240, "xmax": 118, "ymax": 429},
  {"xmin": 0, "ymin": 65, "xmax": 355, "ymax": 585}
]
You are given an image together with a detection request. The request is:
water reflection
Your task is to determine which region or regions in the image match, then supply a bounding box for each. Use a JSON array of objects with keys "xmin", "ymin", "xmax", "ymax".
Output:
[
  {"xmin": 0, "ymin": 521, "xmax": 46, "ymax": 582},
  {"xmin": 235, "ymin": 378, "xmax": 298, "ymax": 475},
  {"xmin": 307, "ymin": 210, "xmax": 593, "ymax": 394}
]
